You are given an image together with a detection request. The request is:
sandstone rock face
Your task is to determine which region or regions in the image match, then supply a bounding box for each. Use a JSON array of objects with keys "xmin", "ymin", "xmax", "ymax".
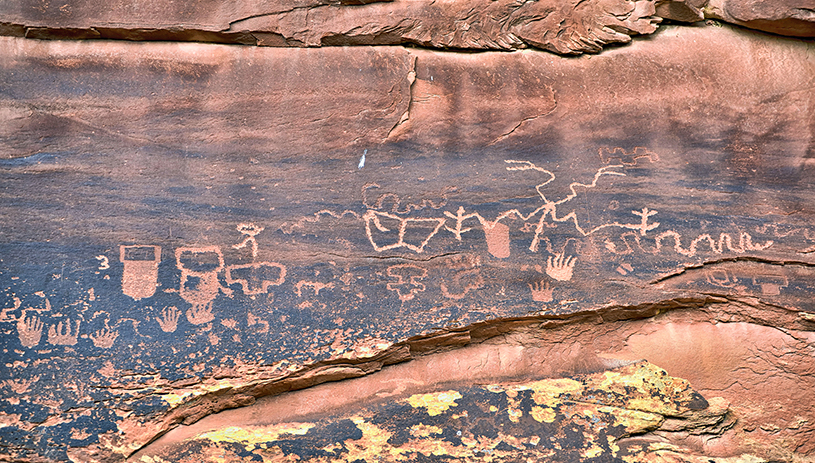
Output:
[
  {"xmin": 1, "ymin": 0, "xmax": 813, "ymax": 55},
  {"xmin": 706, "ymin": 0, "xmax": 815, "ymax": 37},
  {"xmin": 0, "ymin": 3, "xmax": 814, "ymax": 463}
]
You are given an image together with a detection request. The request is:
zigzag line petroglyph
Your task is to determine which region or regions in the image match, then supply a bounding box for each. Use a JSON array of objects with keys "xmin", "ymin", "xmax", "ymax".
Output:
[
  {"xmin": 443, "ymin": 161, "xmax": 662, "ymax": 254},
  {"xmin": 363, "ymin": 183, "xmax": 454, "ymax": 214},
  {"xmin": 598, "ymin": 146, "xmax": 660, "ymax": 166},
  {"xmin": 604, "ymin": 230, "xmax": 774, "ymax": 257},
  {"xmin": 279, "ymin": 210, "xmax": 362, "ymax": 234}
]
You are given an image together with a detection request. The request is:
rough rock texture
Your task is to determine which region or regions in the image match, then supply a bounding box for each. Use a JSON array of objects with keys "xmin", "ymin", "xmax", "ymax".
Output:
[
  {"xmin": 1, "ymin": 0, "xmax": 813, "ymax": 56},
  {"xmin": 705, "ymin": 0, "xmax": 815, "ymax": 37},
  {"xmin": 0, "ymin": 4, "xmax": 814, "ymax": 463}
]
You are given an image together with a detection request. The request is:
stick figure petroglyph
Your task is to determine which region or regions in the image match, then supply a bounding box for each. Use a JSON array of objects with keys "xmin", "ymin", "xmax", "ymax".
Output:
[
  {"xmin": 232, "ymin": 223, "xmax": 264, "ymax": 259},
  {"xmin": 17, "ymin": 312, "xmax": 43, "ymax": 348},
  {"xmin": 47, "ymin": 319, "xmax": 80, "ymax": 346},
  {"xmin": 546, "ymin": 253, "xmax": 577, "ymax": 281},
  {"xmin": 156, "ymin": 306, "xmax": 181, "ymax": 333}
]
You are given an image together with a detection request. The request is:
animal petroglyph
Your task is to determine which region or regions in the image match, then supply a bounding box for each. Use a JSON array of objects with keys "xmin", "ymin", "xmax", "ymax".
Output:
[
  {"xmin": 386, "ymin": 264, "xmax": 428, "ymax": 301},
  {"xmin": 294, "ymin": 280, "xmax": 335, "ymax": 298},
  {"xmin": 120, "ymin": 245, "xmax": 161, "ymax": 301},
  {"xmin": 440, "ymin": 255, "xmax": 484, "ymax": 300},
  {"xmin": 604, "ymin": 230, "xmax": 774, "ymax": 257},
  {"xmin": 47, "ymin": 319, "xmax": 80, "ymax": 346},
  {"xmin": 546, "ymin": 253, "xmax": 577, "ymax": 281},
  {"xmin": 156, "ymin": 306, "xmax": 180, "ymax": 333},
  {"xmin": 226, "ymin": 262, "xmax": 286, "ymax": 296},
  {"xmin": 90, "ymin": 328, "xmax": 118, "ymax": 349},
  {"xmin": 528, "ymin": 280, "xmax": 554, "ymax": 302},
  {"xmin": 1, "ymin": 297, "xmax": 22, "ymax": 322},
  {"xmin": 598, "ymin": 146, "xmax": 659, "ymax": 166},
  {"xmin": 364, "ymin": 210, "xmax": 446, "ymax": 253},
  {"xmin": 17, "ymin": 312, "xmax": 43, "ymax": 348},
  {"xmin": 232, "ymin": 223, "xmax": 264, "ymax": 259}
]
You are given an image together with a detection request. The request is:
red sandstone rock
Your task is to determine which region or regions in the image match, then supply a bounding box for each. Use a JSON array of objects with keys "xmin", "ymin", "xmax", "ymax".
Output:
[{"xmin": 706, "ymin": 0, "xmax": 815, "ymax": 36}]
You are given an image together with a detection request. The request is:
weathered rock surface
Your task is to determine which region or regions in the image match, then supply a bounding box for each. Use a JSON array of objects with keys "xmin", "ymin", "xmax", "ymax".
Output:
[
  {"xmin": 705, "ymin": 0, "xmax": 815, "ymax": 37},
  {"xmin": 0, "ymin": 8, "xmax": 813, "ymax": 463},
  {"xmin": 1, "ymin": 0, "xmax": 813, "ymax": 56}
]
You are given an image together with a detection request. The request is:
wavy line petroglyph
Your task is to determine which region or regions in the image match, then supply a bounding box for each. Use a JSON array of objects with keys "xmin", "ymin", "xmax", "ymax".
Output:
[
  {"xmin": 604, "ymin": 230, "xmax": 774, "ymax": 257},
  {"xmin": 279, "ymin": 210, "xmax": 362, "ymax": 235},
  {"xmin": 362, "ymin": 183, "xmax": 454, "ymax": 214},
  {"xmin": 294, "ymin": 280, "xmax": 335, "ymax": 298},
  {"xmin": 598, "ymin": 146, "xmax": 659, "ymax": 166},
  {"xmin": 442, "ymin": 161, "xmax": 661, "ymax": 257}
]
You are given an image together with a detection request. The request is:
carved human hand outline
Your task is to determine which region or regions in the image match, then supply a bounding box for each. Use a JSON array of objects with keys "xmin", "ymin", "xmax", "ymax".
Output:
[
  {"xmin": 186, "ymin": 303, "xmax": 215, "ymax": 325},
  {"xmin": 90, "ymin": 328, "xmax": 119, "ymax": 348},
  {"xmin": 528, "ymin": 280, "xmax": 554, "ymax": 302},
  {"xmin": 17, "ymin": 313, "xmax": 43, "ymax": 348},
  {"xmin": 156, "ymin": 306, "xmax": 180, "ymax": 333},
  {"xmin": 546, "ymin": 253, "xmax": 576, "ymax": 281}
]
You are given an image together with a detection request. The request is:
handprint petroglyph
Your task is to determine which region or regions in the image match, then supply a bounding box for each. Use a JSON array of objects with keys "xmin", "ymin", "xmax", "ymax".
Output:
[
  {"xmin": 90, "ymin": 328, "xmax": 118, "ymax": 349},
  {"xmin": 47, "ymin": 319, "xmax": 80, "ymax": 346},
  {"xmin": 528, "ymin": 280, "xmax": 554, "ymax": 302},
  {"xmin": 17, "ymin": 312, "xmax": 43, "ymax": 348},
  {"xmin": 546, "ymin": 253, "xmax": 577, "ymax": 282},
  {"xmin": 156, "ymin": 306, "xmax": 181, "ymax": 333}
]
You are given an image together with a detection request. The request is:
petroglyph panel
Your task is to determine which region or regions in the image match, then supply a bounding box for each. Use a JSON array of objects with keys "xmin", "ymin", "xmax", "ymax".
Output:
[{"xmin": 0, "ymin": 24, "xmax": 814, "ymax": 463}]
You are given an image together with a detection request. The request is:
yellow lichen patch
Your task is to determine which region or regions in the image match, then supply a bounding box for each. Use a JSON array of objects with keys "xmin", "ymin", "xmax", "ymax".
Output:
[
  {"xmin": 406, "ymin": 390, "xmax": 462, "ymax": 416},
  {"xmin": 195, "ymin": 423, "xmax": 315, "ymax": 445},
  {"xmin": 597, "ymin": 405, "xmax": 663, "ymax": 433},
  {"xmin": 596, "ymin": 363, "xmax": 690, "ymax": 415},
  {"xmin": 530, "ymin": 406, "xmax": 556, "ymax": 423},
  {"xmin": 343, "ymin": 416, "xmax": 405, "ymax": 462},
  {"xmin": 410, "ymin": 423, "xmax": 443, "ymax": 438},
  {"xmin": 528, "ymin": 378, "xmax": 583, "ymax": 406},
  {"xmin": 507, "ymin": 407, "xmax": 523, "ymax": 422},
  {"xmin": 582, "ymin": 444, "xmax": 603, "ymax": 459}
]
